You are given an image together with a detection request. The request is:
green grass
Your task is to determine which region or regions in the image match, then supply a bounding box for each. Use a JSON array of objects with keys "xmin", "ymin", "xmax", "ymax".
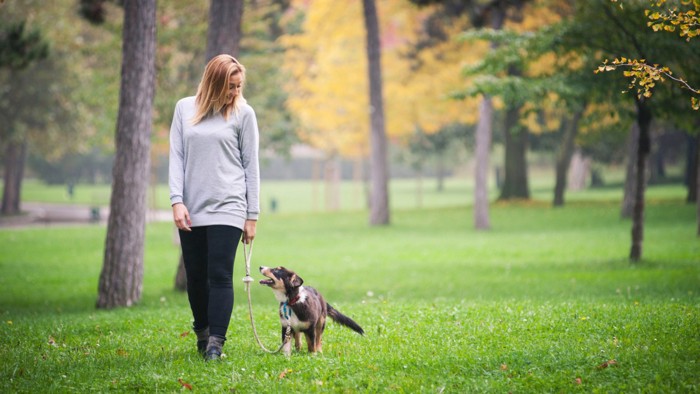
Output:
[{"xmin": 1, "ymin": 183, "xmax": 699, "ymax": 392}]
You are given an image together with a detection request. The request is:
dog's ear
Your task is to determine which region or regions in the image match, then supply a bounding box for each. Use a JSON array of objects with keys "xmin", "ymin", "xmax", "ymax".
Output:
[{"xmin": 291, "ymin": 274, "xmax": 304, "ymax": 287}]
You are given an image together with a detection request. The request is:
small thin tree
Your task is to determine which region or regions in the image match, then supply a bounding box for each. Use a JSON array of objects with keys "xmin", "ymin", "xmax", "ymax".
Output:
[{"xmin": 362, "ymin": 0, "xmax": 390, "ymax": 226}]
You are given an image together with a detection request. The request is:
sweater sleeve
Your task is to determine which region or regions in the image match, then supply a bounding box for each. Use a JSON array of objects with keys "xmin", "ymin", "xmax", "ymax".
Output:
[
  {"xmin": 168, "ymin": 101, "xmax": 185, "ymax": 206},
  {"xmin": 239, "ymin": 105, "xmax": 260, "ymax": 220}
]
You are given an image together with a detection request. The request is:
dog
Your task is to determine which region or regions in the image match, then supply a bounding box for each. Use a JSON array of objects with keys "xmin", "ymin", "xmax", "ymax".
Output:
[{"xmin": 259, "ymin": 266, "xmax": 364, "ymax": 355}]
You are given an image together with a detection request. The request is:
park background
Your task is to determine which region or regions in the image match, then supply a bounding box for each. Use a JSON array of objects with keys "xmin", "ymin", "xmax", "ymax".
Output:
[{"xmin": 1, "ymin": 0, "xmax": 699, "ymax": 392}]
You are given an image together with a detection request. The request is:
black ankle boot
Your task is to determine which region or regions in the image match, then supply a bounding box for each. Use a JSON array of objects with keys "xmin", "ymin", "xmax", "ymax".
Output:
[
  {"xmin": 193, "ymin": 326, "xmax": 209, "ymax": 356},
  {"xmin": 205, "ymin": 335, "xmax": 225, "ymax": 361}
]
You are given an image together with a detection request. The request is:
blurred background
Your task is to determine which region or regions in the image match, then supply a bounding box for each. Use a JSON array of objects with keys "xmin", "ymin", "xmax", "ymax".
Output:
[{"xmin": 1, "ymin": 0, "xmax": 698, "ymax": 216}]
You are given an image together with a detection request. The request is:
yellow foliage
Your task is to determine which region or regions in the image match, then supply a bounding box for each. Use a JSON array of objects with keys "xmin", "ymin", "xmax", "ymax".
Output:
[{"xmin": 281, "ymin": 0, "xmax": 483, "ymax": 158}]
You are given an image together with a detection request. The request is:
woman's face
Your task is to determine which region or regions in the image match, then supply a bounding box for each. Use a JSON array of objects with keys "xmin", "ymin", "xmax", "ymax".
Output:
[{"xmin": 227, "ymin": 73, "xmax": 243, "ymax": 104}]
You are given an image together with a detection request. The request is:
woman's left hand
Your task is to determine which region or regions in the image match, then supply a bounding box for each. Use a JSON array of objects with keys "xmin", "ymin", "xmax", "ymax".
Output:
[{"xmin": 242, "ymin": 220, "xmax": 257, "ymax": 244}]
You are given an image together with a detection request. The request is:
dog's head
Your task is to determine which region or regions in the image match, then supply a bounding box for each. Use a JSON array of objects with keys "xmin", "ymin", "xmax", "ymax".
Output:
[{"xmin": 259, "ymin": 266, "xmax": 304, "ymax": 295}]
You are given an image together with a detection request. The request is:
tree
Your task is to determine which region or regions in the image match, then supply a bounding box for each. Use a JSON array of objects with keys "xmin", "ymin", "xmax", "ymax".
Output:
[
  {"xmin": 175, "ymin": 0, "xmax": 245, "ymax": 292},
  {"xmin": 409, "ymin": 0, "xmax": 533, "ymax": 229},
  {"xmin": 97, "ymin": 0, "xmax": 157, "ymax": 308},
  {"xmin": 362, "ymin": 0, "xmax": 390, "ymax": 225},
  {"xmin": 205, "ymin": 0, "xmax": 244, "ymax": 62},
  {"xmin": 280, "ymin": 1, "xmax": 472, "ymax": 214},
  {"xmin": 558, "ymin": 0, "xmax": 699, "ymax": 261},
  {"xmin": 0, "ymin": 21, "xmax": 49, "ymax": 215},
  {"xmin": 597, "ymin": 0, "xmax": 700, "ymax": 237}
]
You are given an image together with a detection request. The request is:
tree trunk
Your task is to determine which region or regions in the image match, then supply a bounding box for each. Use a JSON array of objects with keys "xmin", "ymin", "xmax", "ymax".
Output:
[
  {"xmin": 474, "ymin": 97, "xmax": 493, "ymax": 230},
  {"xmin": 97, "ymin": 0, "xmax": 156, "ymax": 309},
  {"xmin": 568, "ymin": 149, "xmax": 590, "ymax": 191},
  {"xmin": 629, "ymin": 100, "xmax": 652, "ymax": 263},
  {"xmin": 176, "ymin": 0, "xmax": 245, "ymax": 291},
  {"xmin": 499, "ymin": 104, "xmax": 529, "ymax": 200},
  {"xmin": 1, "ymin": 138, "xmax": 27, "ymax": 215},
  {"xmin": 686, "ymin": 133, "xmax": 697, "ymax": 203},
  {"xmin": 416, "ymin": 167, "xmax": 423, "ymax": 209},
  {"xmin": 621, "ymin": 123, "xmax": 639, "ymax": 218},
  {"xmin": 553, "ymin": 109, "xmax": 583, "ymax": 207},
  {"xmin": 436, "ymin": 153, "xmax": 445, "ymax": 192},
  {"xmin": 205, "ymin": 0, "xmax": 244, "ymax": 61},
  {"xmin": 362, "ymin": 0, "xmax": 390, "ymax": 226},
  {"xmin": 695, "ymin": 135, "xmax": 700, "ymax": 237},
  {"xmin": 324, "ymin": 155, "xmax": 341, "ymax": 211},
  {"xmin": 473, "ymin": 6, "xmax": 506, "ymax": 230}
]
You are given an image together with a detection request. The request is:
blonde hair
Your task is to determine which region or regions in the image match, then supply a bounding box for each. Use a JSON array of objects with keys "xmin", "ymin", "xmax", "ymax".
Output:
[{"xmin": 192, "ymin": 54, "xmax": 246, "ymax": 125}]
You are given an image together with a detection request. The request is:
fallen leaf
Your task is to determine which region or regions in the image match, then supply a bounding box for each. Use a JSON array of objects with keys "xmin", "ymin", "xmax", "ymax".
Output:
[
  {"xmin": 180, "ymin": 331, "xmax": 190, "ymax": 338},
  {"xmin": 500, "ymin": 364, "xmax": 508, "ymax": 371},
  {"xmin": 597, "ymin": 359, "xmax": 618, "ymax": 369},
  {"xmin": 279, "ymin": 369, "xmax": 293, "ymax": 379},
  {"xmin": 116, "ymin": 348, "xmax": 128, "ymax": 357},
  {"xmin": 178, "ymin": 378, "xmax": 193, "ymax": 390}
]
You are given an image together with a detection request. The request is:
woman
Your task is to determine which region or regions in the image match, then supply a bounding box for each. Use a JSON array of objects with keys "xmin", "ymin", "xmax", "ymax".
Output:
[{"xmin": 169, "ymin": 54, "xmax": 260, "ymax": 360}]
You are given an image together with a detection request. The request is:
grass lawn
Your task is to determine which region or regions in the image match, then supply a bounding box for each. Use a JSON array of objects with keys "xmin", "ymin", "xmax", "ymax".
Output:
[{"xmin": 1, "ymin": 182, "xmax": 698, "ymax": 392}]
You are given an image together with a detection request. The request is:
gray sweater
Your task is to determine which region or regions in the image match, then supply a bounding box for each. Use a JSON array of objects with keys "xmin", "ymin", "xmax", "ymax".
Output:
[{"xmin": 168, "ymin": 96, "xmax": 260, "ymax": 230}]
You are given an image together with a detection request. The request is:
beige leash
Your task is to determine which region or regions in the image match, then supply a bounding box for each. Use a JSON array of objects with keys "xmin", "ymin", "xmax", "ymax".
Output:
[{"xmin": 242, "ymin": 240, "xmax": 291, "ymax": 354}]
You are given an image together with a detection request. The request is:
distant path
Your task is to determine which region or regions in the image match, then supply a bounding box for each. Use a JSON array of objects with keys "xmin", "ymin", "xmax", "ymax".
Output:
[{"xmin": 0, "ymin": 202, "xmax": 171, "ymax": 228}]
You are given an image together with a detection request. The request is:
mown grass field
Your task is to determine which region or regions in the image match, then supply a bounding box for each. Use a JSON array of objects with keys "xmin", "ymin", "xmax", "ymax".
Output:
[{"xmin": 1, "ymin": 179, "xmax": 698, "ymax": 392}]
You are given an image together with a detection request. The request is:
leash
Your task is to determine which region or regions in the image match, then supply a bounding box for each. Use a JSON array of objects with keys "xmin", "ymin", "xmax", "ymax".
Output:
[{"xmin": 242, "ymin": 240, "xmax": 291, "ymax": 354}]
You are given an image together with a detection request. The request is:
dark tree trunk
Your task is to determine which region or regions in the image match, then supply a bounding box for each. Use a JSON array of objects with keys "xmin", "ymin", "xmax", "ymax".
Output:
[
  {"xmin": 553, "ymin": 108, "xmax": 584, "ymax": 207},
  {"xmin": 629, "ymin": 100, "xmax": 652, "ymax": 263},
  {"xmin": 97, "ymin": 0, "xmax": 156, "ymax": 309},
  {"xmin": 176, "ymin": 0, "xmax": 245, "ymax": 291},
  {"xmin": 695, "ymin": 135, "xmax": 700, "ymax": 237},
  {"xmin": 621, "ymin": 123, "xmax": 639, "ymax": 218},
  {"xmin": 1, "ymin": 138, "xmax": 27, "ymax": 215},
  {"xmin": 499, "ymin": 104, "xmax": 529, "ymax": 200},
  {"xmin": 686, "ymin": 133, "xmax": 698, "ymax": 203},
  {"xmin": 362, "ymin": 0, "xmax": 390, "ymax": 226},
  {"xmin": 474, "ymin": 97, "xmax": 493, "ymax": 229},
  {"xmin": 205, "ymin": 0, "xmax": 244, "ymax": 61}
]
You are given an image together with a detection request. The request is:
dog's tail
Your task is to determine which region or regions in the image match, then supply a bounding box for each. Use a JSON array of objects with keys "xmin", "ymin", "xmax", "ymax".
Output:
[{"xmin": 327, "ymin": 304, "xmax": 364, "ymax": 335}]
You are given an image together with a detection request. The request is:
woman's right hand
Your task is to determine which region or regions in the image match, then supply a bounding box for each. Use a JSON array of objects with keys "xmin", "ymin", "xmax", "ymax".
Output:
[{"xmin": 172, "ymin": 203, "xmax": 192, "ymax": 231}]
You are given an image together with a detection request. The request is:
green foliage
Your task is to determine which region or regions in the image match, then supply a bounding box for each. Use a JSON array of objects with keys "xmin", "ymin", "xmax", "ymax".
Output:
[
  {"xmin": 0, "ymin": 20, "xmax": 48, "ymax": 70},
  {"xmin": 0, "ymin": 186, "xmax": 698, "ymax": 392},
  {"xmin": 0, "ymin": 17, "xmax": 76, "ymax": 158}
]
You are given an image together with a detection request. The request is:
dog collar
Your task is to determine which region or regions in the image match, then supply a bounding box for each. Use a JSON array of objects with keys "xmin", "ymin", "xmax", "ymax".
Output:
[{"xmin": 288, "ymin": 295, "xmax": 301, "ymax": 306}]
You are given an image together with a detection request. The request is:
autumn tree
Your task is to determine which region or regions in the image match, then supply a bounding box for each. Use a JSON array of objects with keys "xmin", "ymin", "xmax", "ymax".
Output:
[
  {"xmin": 96, "ymin": 0, "xmax": 157, "ymax": 308},
  {"xmin": 280, "ymin": 1, "xmax": 478, "ymax": 217}
]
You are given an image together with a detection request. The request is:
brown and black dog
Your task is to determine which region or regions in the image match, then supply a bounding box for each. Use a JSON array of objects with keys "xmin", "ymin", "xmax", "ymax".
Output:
[{"xmin": 259, "ymin": 266, "xmax": 364, "ymax": 355}]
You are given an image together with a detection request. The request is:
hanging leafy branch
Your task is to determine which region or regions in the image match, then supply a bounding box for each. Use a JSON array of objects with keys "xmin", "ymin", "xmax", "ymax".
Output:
[
  {"xmin": 645, "ymin": 0, "xmax": 699, "ymax": 41},
  {"xmin": 596, "ymin": 57, "xmax": 699, "ymax": 108},
  {"xmin": 597, "ymin": 0, "xmax": 700, "ymax": 110}
]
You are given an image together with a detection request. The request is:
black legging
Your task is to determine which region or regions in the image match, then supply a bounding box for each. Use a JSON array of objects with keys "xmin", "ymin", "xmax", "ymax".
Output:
[{"xmin": 179, "ymin": 225, "xmax": 242, "ymax": 339}]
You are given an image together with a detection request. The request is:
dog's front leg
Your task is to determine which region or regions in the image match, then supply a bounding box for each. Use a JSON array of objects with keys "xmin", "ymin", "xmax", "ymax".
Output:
[{"xmin": 281, "ymin": 326, "xmax": 292, "ymax": 357}]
